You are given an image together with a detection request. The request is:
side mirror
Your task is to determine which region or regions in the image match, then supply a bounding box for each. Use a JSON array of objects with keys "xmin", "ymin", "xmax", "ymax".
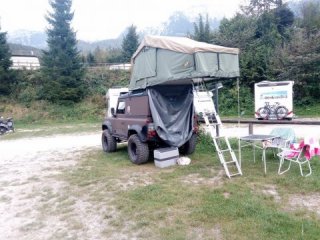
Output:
[{"xmin": 111, "ymin": 107, "xmax": 116, "ymax": 117}]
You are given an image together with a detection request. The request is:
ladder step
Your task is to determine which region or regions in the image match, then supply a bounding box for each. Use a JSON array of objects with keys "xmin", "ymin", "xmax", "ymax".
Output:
[
  {"xmin": 224, "ymin": 160, "xmax": 238, "ymax": 164},
  {"xmin": 219, "ymin": 149, "xmax": 231, "ymax": 153},
  {"xmin": 206, "ymin": 125, "xmax": 221, "ymax": 128},
  {"xmin": 213, "ymin": 136, "xmax": 226, "ymax": 139},
  {"xmin": 229, "ymin": 173, "xmax": 242, "ymax": 177}
]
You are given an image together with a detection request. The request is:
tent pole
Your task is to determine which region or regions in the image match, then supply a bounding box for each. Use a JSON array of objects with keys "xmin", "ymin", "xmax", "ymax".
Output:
[
  {"xmin": 237, "ymin": 77, "xmax": 242, "ymax": 168},
  {"xmin": 214, "ymin": 83, "xmax": 220, "ymax": 137}
]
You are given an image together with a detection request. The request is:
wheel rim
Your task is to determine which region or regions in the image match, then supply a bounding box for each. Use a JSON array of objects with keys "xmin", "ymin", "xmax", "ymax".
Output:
[
  {"xmin": 276, "ymin": 107, "xmax": 288, "ymax": 119},
  {"xmin": 259, "ymin": 108, "xmax": 269, "ymax": 119},
  {"xmin": 0, "ymin": 127, "xmax": 5, "ymax": 135}
]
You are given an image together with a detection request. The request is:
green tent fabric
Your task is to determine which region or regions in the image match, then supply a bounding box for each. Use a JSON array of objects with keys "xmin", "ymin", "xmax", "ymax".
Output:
[{"xmin": 129, "ymin": 36, "xmax": 240, "ymax": 90}]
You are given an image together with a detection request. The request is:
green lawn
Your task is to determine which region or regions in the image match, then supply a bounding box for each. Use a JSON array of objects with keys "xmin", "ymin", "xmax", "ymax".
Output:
[{"xmin": 61, "ymin": 136, "xmax": 320, "ymax": 240}]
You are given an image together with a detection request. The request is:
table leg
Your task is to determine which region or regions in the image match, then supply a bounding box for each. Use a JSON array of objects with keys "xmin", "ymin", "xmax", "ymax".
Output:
[
  {"xmin": 238, "ymin": 139, "xmax": 242, "ymax": 168},
  {"xmin": 263, "ymin": 148, "xmax": 267, "ymax": 174},
  {"xmin": 253, "ymin": 144, "xmax": 256, "ymax": 163}
]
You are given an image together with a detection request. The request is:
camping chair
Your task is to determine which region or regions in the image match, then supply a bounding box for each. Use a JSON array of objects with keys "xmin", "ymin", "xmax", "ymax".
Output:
[
  {"xmin": 264, "ymin": 127, "xmax": 296, "ymax": 156},
  {"xmin": 277, "ymin": 137, "xmax": 319, "ymax": 177}
]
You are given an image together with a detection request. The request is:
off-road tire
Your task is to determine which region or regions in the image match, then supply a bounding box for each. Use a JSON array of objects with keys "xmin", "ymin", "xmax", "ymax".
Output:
[
  {"xmin": 0, "ymin": 127, "xmax": 6, "ymax": 135},
  {"xmin": 275, "ymin": 106, "xmax": 288, "ymax": 120},
  {"xmin": 102, "ymin": 130, "xmax": 117, "ymax": 152},
  {"xmin": 128, "ymin": 134, "xmax": 149, "ymax": 164},
  {"xmin": 179, "ymin": 133, "xmax": 197, "ymax": 155}
]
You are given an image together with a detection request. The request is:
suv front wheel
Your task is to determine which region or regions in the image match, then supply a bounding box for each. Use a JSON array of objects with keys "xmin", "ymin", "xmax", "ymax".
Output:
[
  {"xmin": 128, "ymin": 134, "xmax": 149, "ymax": 164},
  {"xmin": 102, "ymin": 130, "xmax": 117, "ymax": 152}
]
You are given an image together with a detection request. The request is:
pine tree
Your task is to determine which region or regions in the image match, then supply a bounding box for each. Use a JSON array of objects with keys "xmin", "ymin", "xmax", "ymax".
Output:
[
  {"xmin": 192, "ymin": 14, "xmax": 211, "ymax": 43},
  {"xmin": 41, "ymin": 0, "xmax": 86, "ymax": 103},
  {"xmin": 0, "ymin": 27, "xmax": 13, "ymax": 95},
  {"xmin": 121, "ymin": 25, "xmax": 139, "ymax": 63}
]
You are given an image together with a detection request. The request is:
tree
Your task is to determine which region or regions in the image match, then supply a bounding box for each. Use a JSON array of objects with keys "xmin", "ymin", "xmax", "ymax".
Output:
[
  {"xmin": 86, "ymin": 52, "xmax": 95, "ymax": 64},
  {"xmin": 121, "ymin": 25, "xmax": 139, "ymax": 63},
  {"xmin": 93, "ymin": 46, "xmax": 107, "ymax": 63},
  {"xmin": 107, "ymin": 48, "xmax": 123, "ymax": 63},
  {"xmin": 241, "ymin": 0, "xmax": 283, "ymax": 16},
  {"xmin": 274, "ymin": 6, "xmax": 294, "ymax": 46},
  {"xmin": 192, "ymin": 14, "xmax": 211, "ymax": 43},
  {"xmin": 0, "ymin": 27, "xmax": 13, "ymax": 95},
  {"xmin": 40, "ymin": 0, "xmax": 86, "ymax": 104},
  {"xmin": 298, "ymin": 0, "xmax": 320, "ymax": 38}
]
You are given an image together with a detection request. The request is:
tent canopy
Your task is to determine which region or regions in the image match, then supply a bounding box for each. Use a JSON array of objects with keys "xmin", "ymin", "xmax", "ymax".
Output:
[{"xmin": 130, "ymin": 36, "xmax": 240, "ymax": 90}]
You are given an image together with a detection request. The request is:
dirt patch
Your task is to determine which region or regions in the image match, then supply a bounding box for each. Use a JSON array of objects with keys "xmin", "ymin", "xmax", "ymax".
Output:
[
  {"xmin": 187, "ymin": 224, "xmax": 222, "ymax": 240},
  {"xmin": 287, "ymin": 193, "xmax": 320, "ymax": 217},
  {"xmin": 261, "ymin": 184, "xmax": 281, "ymax": 202},
  {"xmin": 115, "ymin": 170, "xmax": 155, "ymax": 191},
  {"xmin": 180, "ymin": 170, "xmax": 225, "ymax": 186}
]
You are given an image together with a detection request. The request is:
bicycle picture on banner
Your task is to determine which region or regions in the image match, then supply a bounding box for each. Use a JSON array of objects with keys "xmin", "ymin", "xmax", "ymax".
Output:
[{"xmin": 254, "ymin": 81, "xmax": 294, "ymax": 120}]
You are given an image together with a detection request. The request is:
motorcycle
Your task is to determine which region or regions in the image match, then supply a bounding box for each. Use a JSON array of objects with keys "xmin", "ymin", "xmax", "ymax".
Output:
[{"xmin": 0, "ymin": 116, "xmax": 15, "ymax": 135}]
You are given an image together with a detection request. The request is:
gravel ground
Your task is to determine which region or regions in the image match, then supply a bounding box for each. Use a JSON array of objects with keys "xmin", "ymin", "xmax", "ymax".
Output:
[
  {"xmin": 0, "ymin": 121, "xmax": 319, "ymax": 239},
  {"xmin": 0, "ymin": 132, "xmax": 101, "ymax": 240}
]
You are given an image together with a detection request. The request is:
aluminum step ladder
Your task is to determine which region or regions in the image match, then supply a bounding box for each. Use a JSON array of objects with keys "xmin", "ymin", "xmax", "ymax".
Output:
[{"xmin": 201, "ymin": 93, "xmax": 242, "ymax": 178}]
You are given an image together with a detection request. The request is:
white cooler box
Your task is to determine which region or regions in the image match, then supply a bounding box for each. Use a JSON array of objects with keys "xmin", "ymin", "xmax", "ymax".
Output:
[{"xmin": 154, "ymin": 147, "xmax": 179, "ymax": 168}]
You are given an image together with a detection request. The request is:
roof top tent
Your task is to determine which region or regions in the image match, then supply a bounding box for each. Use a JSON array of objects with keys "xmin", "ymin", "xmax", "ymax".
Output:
[
  {"xmin": 129, "ymin": 36, "xmax": 240, "ymax": 147},
  {"xmin": 129, "ymin": 35, "xmax": 240, "ymax": 90}
]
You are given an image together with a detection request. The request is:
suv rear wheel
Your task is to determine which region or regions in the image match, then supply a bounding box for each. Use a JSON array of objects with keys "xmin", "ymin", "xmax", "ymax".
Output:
[
  {"xmin": 179, "ymin": 133, "xmax": 197, "ymax": 155},
  {"xmin": 102, "ymin": 130, "xmax": 117, "ymax": 152},
  {"xmin": 128, "ymin": 134, "xmax": 149, "ymax": 164}
]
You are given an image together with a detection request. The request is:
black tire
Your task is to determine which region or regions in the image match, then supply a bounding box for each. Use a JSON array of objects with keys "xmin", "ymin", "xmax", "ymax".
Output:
[
  {"xmin": 179, "ymin": 133, "xmax": 197, "ymax": 155},
  {"xmin": 275, "ymin": 106, "xmax": 288, "ymax": 120},
  {"xmin": 127, "ymin": 134, "xmax": 149, "ymax": 164},
  {"xmin": 257, "ymin": 107, "xmax": 270, "ymax": 119},
  {"xmin": 0, "ymin": 127, "xmax": 6, "ymax": 135},
  {"xmin": 102, "ymin": 130, "xmax": 117, "ymax": 152}
]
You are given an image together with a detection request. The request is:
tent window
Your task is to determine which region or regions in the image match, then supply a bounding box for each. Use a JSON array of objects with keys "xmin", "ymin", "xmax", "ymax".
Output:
[
  {"xmin": 195, "ymin": 52, "xmax": 218, "ymax": 73},
  {"xmin": 219, "ymin": 54, "xmax": 239, "ymax": 73}
]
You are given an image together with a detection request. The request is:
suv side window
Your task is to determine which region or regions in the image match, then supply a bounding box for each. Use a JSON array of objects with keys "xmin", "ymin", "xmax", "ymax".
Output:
[{"xmin": 116, "ymin": 101, "xmax": 126, "ymax": 114}]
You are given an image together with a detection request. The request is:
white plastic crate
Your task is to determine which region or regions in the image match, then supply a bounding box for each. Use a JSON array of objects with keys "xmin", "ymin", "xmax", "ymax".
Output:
[{"xmin": 154, "ymin": 147, "xmax": 179, "ymax": 168}]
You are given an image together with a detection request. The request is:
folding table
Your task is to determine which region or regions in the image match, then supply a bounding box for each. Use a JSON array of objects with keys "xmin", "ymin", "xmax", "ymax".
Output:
[{"xmin": 239, "ymin": 134, "xmax": 278, "ymax": 174}]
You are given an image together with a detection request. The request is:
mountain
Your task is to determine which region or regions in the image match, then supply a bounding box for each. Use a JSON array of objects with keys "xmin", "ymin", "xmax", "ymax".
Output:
[
  {"xmin": 141, "ymin": 11, "xmax": 220, "ymax": 37},
  {"xmin": 9, "ymin": 43, "xmax": 42, "ymax": 57},
  {"xmin": 78, "ymin": 39, "xmax": 121, "ymax": 52},
  {"xmin": 7, "ymin": 12, "xmax": 221, "ymax": 52},
  {"xmin": 7, "ymin": 30, "xmax": 47, "ymax": 49}
]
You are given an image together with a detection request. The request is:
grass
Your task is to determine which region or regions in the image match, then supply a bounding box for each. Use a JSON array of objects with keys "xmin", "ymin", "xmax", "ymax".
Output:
[
  {"xmin": 0, "ymin": 121, "xmax": 100, "ymax": 140},
  {"xmin": 61, "ymin": 136, "xmax": 320, "ymax": 240},
  {"xmin": 295, "ymin": 104, "xmax": 320, "ymax": 118},
  {"xmin": 0, "ymin": 95, "xmax": 106, "ymax": 124}
]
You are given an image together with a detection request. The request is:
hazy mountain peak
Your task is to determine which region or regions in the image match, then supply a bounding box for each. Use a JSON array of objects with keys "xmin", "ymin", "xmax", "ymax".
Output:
[{"xmin": 7, "ymin": 12, "xmax": 221, "ymax": 52}]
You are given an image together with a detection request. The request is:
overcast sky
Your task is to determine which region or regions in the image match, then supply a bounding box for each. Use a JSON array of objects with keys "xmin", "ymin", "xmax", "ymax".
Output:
[{"xmin": 0, "ymin": 0, "xmax": 246, "ymax": 41}]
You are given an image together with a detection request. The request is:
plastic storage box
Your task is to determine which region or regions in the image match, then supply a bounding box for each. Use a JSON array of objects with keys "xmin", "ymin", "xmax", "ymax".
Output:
[{"xmin": 154, "ymin": 147, "xmax": 179, "ymax": 168}]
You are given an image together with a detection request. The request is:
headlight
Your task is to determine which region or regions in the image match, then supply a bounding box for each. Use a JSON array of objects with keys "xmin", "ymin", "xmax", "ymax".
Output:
[{"xmin": 7, "ymin": 122, "xmax": 13, "ymax": 127}]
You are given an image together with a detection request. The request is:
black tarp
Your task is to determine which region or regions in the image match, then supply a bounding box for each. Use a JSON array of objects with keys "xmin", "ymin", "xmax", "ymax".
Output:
[{"xmin": 147, "ymin": 85, "xmax": 194, "ymax": 147}]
